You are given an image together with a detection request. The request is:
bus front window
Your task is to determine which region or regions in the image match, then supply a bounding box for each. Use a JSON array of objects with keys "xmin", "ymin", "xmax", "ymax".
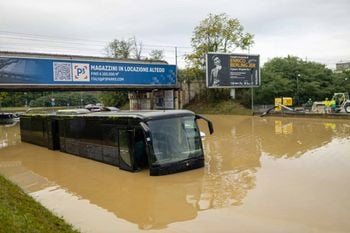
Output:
[{"xmin": 147, "ymin": 116, "xmax": 203, "ymax": 165}]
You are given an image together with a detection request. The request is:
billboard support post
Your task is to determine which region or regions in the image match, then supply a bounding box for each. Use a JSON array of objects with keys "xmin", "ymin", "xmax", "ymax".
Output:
[
  {"xmin": 230, "ymin": 89, "xmax": 236, "ymax": 99},
  {"xmin": 250, "ymin": 68, "xmax": 254, "ymax": 114}
]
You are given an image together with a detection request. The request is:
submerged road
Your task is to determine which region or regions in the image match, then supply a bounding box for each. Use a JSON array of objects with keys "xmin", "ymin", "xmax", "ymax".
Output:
[{"xmin": 1, "ymin": 115, "xmax": 350, "ymax": 233}]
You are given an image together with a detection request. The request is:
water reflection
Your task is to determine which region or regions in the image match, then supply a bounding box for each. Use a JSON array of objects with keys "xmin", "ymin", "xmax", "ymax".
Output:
[
  {"xmin": 0, "ymin": 116, "xmax": 350, "ymax": 231},
  {"xmin": 254, "ymin": 117, "xmax": 350, "ymax": 158},
  {"xmin": 0, "ymin": 147, "xmax": 203, "ymax": 230},
  {"xmin": 198, "ymin": 115, "xmax": 350, "ymax": 212},
  {"xmin": 201, "ymin": 116, "xmax": 261, "ymax": 209},
  {"xmin": 0, "ymin": 122, "xmax": 21, "ymax": 149}
]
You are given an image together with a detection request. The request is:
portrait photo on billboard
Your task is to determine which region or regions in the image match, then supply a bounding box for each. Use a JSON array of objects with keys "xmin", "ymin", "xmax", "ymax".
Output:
[{"xmin": 206, "ymin": 53, "xmax": 230, "ymax": 87}]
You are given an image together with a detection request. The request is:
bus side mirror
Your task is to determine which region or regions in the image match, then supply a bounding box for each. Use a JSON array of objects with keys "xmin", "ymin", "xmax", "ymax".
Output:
[
  {"xmin": 195, "ymin": 114, "xmax": 214, "ymax": 135},
  {"xmin": 139, "ymin": 122, "xmax": 152, "ymax": 144}
]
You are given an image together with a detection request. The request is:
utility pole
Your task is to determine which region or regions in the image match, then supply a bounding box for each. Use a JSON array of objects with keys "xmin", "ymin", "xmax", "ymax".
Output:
[
  {"xmin": 175, "ymin": 46, "xmax": 178, "ymax": 68},
  {"xmin": 175, "ymin": 46, "xmax": 178, "ymax": 109},
  {"xmin": 297, "ymin": 73, "xmax": 300, "ymax": 106},
  {"xmin": 248, "ymin": 46, "xmax": 254, "ymax": 114},
  {"xmin": 251, "ymin": 68, "xmax": 254, "ymax": 114}
]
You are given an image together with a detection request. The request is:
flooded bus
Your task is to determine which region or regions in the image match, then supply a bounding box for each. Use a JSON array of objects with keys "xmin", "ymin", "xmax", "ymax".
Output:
[{"xmin": 20, "ymin": 110, "xmax": 213, "ymax": 175}]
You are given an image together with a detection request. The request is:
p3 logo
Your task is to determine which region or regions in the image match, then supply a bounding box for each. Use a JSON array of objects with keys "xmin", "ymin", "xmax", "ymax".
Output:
[{"xmin": 73, "ymin": 63, "xmax": 90, "ymax": 82}]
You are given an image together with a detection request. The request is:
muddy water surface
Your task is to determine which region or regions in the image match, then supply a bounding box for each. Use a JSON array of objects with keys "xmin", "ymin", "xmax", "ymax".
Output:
[{"xmin": 1, "ymin": 116, "xmax": 350, "ymax": 233}]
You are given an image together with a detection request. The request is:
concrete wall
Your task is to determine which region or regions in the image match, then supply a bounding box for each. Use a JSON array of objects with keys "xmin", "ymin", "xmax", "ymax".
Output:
[
  {"xmin": 179, "ymin": 80, "xmax": 206, "ymax": 108},
  {"xmin": 127, "ymin": 80, "xmax": 206, "ymax": 110}
]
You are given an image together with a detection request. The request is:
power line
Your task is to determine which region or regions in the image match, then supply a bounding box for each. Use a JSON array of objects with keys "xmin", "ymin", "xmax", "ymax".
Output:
[
  {"xmin": 0, "ymin": 35, "xmax": 106, "ymax": 47},
  {"xmin": 0, "ymin": 41, "xmax": 106, "ymax": 52},
  {"xmin": 0, "ymin": 30, "xmax": 108, "ymax": 44},
  {"xmin": 0, "ymin": 30, "xmax": 192, "ymax": 50},
  {"xmin": 0, "ymin": 33, "xmax": 193, "ymax": 65}
]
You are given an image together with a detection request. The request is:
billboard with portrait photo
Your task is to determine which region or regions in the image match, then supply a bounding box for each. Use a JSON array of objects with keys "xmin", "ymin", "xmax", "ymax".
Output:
[{"xmin": 206, "ymin": 53, "xmax": 260, "ymax": 88}]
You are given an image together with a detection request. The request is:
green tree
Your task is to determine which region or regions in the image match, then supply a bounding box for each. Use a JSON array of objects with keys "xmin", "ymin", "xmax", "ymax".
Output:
[
  {"xmin": 178, "ymin": 67, "xmax": 204, "ymax": 82},
  {"xmin": 0, "ymin": 92, "xmax": 8, "ymax": 109},
  {"xmin": 29, "ymin": 92, "xmax": 99, "ymax": 107},
  {"xmin": 186, "ymin": 13, "xmax": 254, "ymax": 68},
  {"xmin": 99, "ymin": 91, "xmax": 128, "ymax": 108},
  {"xmin": 183, "ymin": 13, "xmax": 254, "ymax": 103},
  {"xmin": 132, "ymin": 36, "xmax": 143, "ymax": 60},
  {"xmin": 106, "ymin": 38, "xmax": 134, "ymax": 59},
  {"xmin": 0, "ymin": 92, "xmax": 24, "ymax": 107},
  {"xmin": 253, "ymin": 56, "xmax": 334, "ymax": 106},
  {"xmin": 106, "ymin": 37, "xmax": 144, "ymax": 60},
  {"xmin": 332, "ymin": 71, "xmax": 350, "ymax": 94},
  {"xmin": 148, "ymin": 49, "xmax": 165, "ymax": 61}
]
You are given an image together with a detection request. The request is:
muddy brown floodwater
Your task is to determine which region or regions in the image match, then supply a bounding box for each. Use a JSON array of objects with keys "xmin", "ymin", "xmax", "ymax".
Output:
[{"xmin": 1, "ymin": 115, "xmax": 350, "ymax": 233}]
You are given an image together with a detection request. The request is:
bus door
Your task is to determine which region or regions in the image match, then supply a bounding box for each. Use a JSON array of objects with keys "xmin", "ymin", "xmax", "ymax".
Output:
[
  {"xmin": 47, "ymin": 119, "xmax": 60, "ymax": 150},
  {"xmin": 132, "ymin": 127, "xmax": 149, "ymax": 170},
  {"xmin": 118, "ymin": 128, "xmax": 135, "ymax": 172},
  {"xmin": 139, "ymin": 122, "xmax": 154, "ymax": 172}
]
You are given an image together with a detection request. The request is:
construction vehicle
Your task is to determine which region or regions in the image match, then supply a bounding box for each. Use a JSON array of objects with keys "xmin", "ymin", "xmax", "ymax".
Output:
[
  {"xmin": 261, "ymin": 94, "xmax": 350, "ymax": 117},
  {"xmin": 332, "ymin": 93, "xmax": 350, "ymax": 113},
  {"xmin": 311, "ymin": 93, "xmax": 350, "ymax": 113},
  {"xmin": 260, "ymin": 97, "xmax": 293, "ymax": 116}
]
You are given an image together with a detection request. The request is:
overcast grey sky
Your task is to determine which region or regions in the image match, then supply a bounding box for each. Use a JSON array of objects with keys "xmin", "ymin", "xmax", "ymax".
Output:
[{"xmin": 0, "ymin": 0, "xmax": 349, "ymax": 68}]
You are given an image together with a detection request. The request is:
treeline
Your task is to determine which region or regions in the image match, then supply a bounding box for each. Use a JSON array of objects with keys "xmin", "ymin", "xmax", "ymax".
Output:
[
  {"xmin": 250, "ymin": 56, "xmax": 350, "ymax": 106},
  {"xmin": 0, "ymin": 91, "xmax": 128, "ymax": 108}
]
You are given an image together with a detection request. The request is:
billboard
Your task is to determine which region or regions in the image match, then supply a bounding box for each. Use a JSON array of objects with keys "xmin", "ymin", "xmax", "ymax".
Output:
[
  {"xmin": 0, "ymin": 56, "xmax": 176, "ymax": 88},
  {"xmin": 206, "ymin": 53, "xmax": 260, "ymax": 88}
]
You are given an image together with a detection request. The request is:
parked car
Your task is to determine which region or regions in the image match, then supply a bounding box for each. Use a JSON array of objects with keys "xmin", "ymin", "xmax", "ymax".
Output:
[{"xmin": 0, "ymin": 113, "xmax": 20, "ymax": 124}]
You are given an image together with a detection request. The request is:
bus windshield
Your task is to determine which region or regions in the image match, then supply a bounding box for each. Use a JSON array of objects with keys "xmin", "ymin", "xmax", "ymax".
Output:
[{"xmin": 147, "ymin": 116, "xmax": 203, "ymax": 166}]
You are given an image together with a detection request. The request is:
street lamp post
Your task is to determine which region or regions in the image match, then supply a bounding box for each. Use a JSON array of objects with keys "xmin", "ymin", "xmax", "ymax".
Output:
[
  {"xmin": 251, "ymin": 68, "xmax": 254, "ymax": 113},
  {"xmin": 296, "ymin": 74, "xmax": 300, "ymax": 106},
  {"xmin": 24, "ymin": 92, "xmax": 28, "ymax": 108}
]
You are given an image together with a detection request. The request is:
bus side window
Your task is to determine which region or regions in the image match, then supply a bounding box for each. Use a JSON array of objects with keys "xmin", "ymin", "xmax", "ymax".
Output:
[{"xmin": 102, "ymin": 125, "xmax": 119, "ymax": 166}]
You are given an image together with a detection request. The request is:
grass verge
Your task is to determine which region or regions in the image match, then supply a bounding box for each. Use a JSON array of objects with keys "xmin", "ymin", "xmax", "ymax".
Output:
[
  {"xmin": 184, "ymin": 99, "xmax": 252, "ymax": 115},
  {"xmin": 0, "ymin": 175, "xmax": 79, "ymax": 233}
]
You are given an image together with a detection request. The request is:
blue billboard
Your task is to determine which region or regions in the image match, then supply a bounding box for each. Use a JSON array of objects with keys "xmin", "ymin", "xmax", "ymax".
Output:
[{"xmin": 0, "ymin": 57, "xmax": 176, "ymax": 87}]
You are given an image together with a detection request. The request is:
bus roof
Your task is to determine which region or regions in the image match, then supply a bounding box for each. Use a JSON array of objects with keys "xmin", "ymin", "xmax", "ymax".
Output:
[
  {"xmin": 67, "ymin": 110, "xmax": 195, "ymax": 121},
  {"xmin": 22, "ymin": 110, "xmax": 195, "ymax": 121}
]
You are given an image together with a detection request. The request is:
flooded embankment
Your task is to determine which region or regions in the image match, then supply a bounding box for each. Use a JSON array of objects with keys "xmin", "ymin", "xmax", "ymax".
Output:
[
  {"xmin": 261, "ymin": 111, "xmax": 350, "ymax": 120},
  {"xmin": 1, "ymin": 116, "xmax": 350, "ymax": 233}
]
